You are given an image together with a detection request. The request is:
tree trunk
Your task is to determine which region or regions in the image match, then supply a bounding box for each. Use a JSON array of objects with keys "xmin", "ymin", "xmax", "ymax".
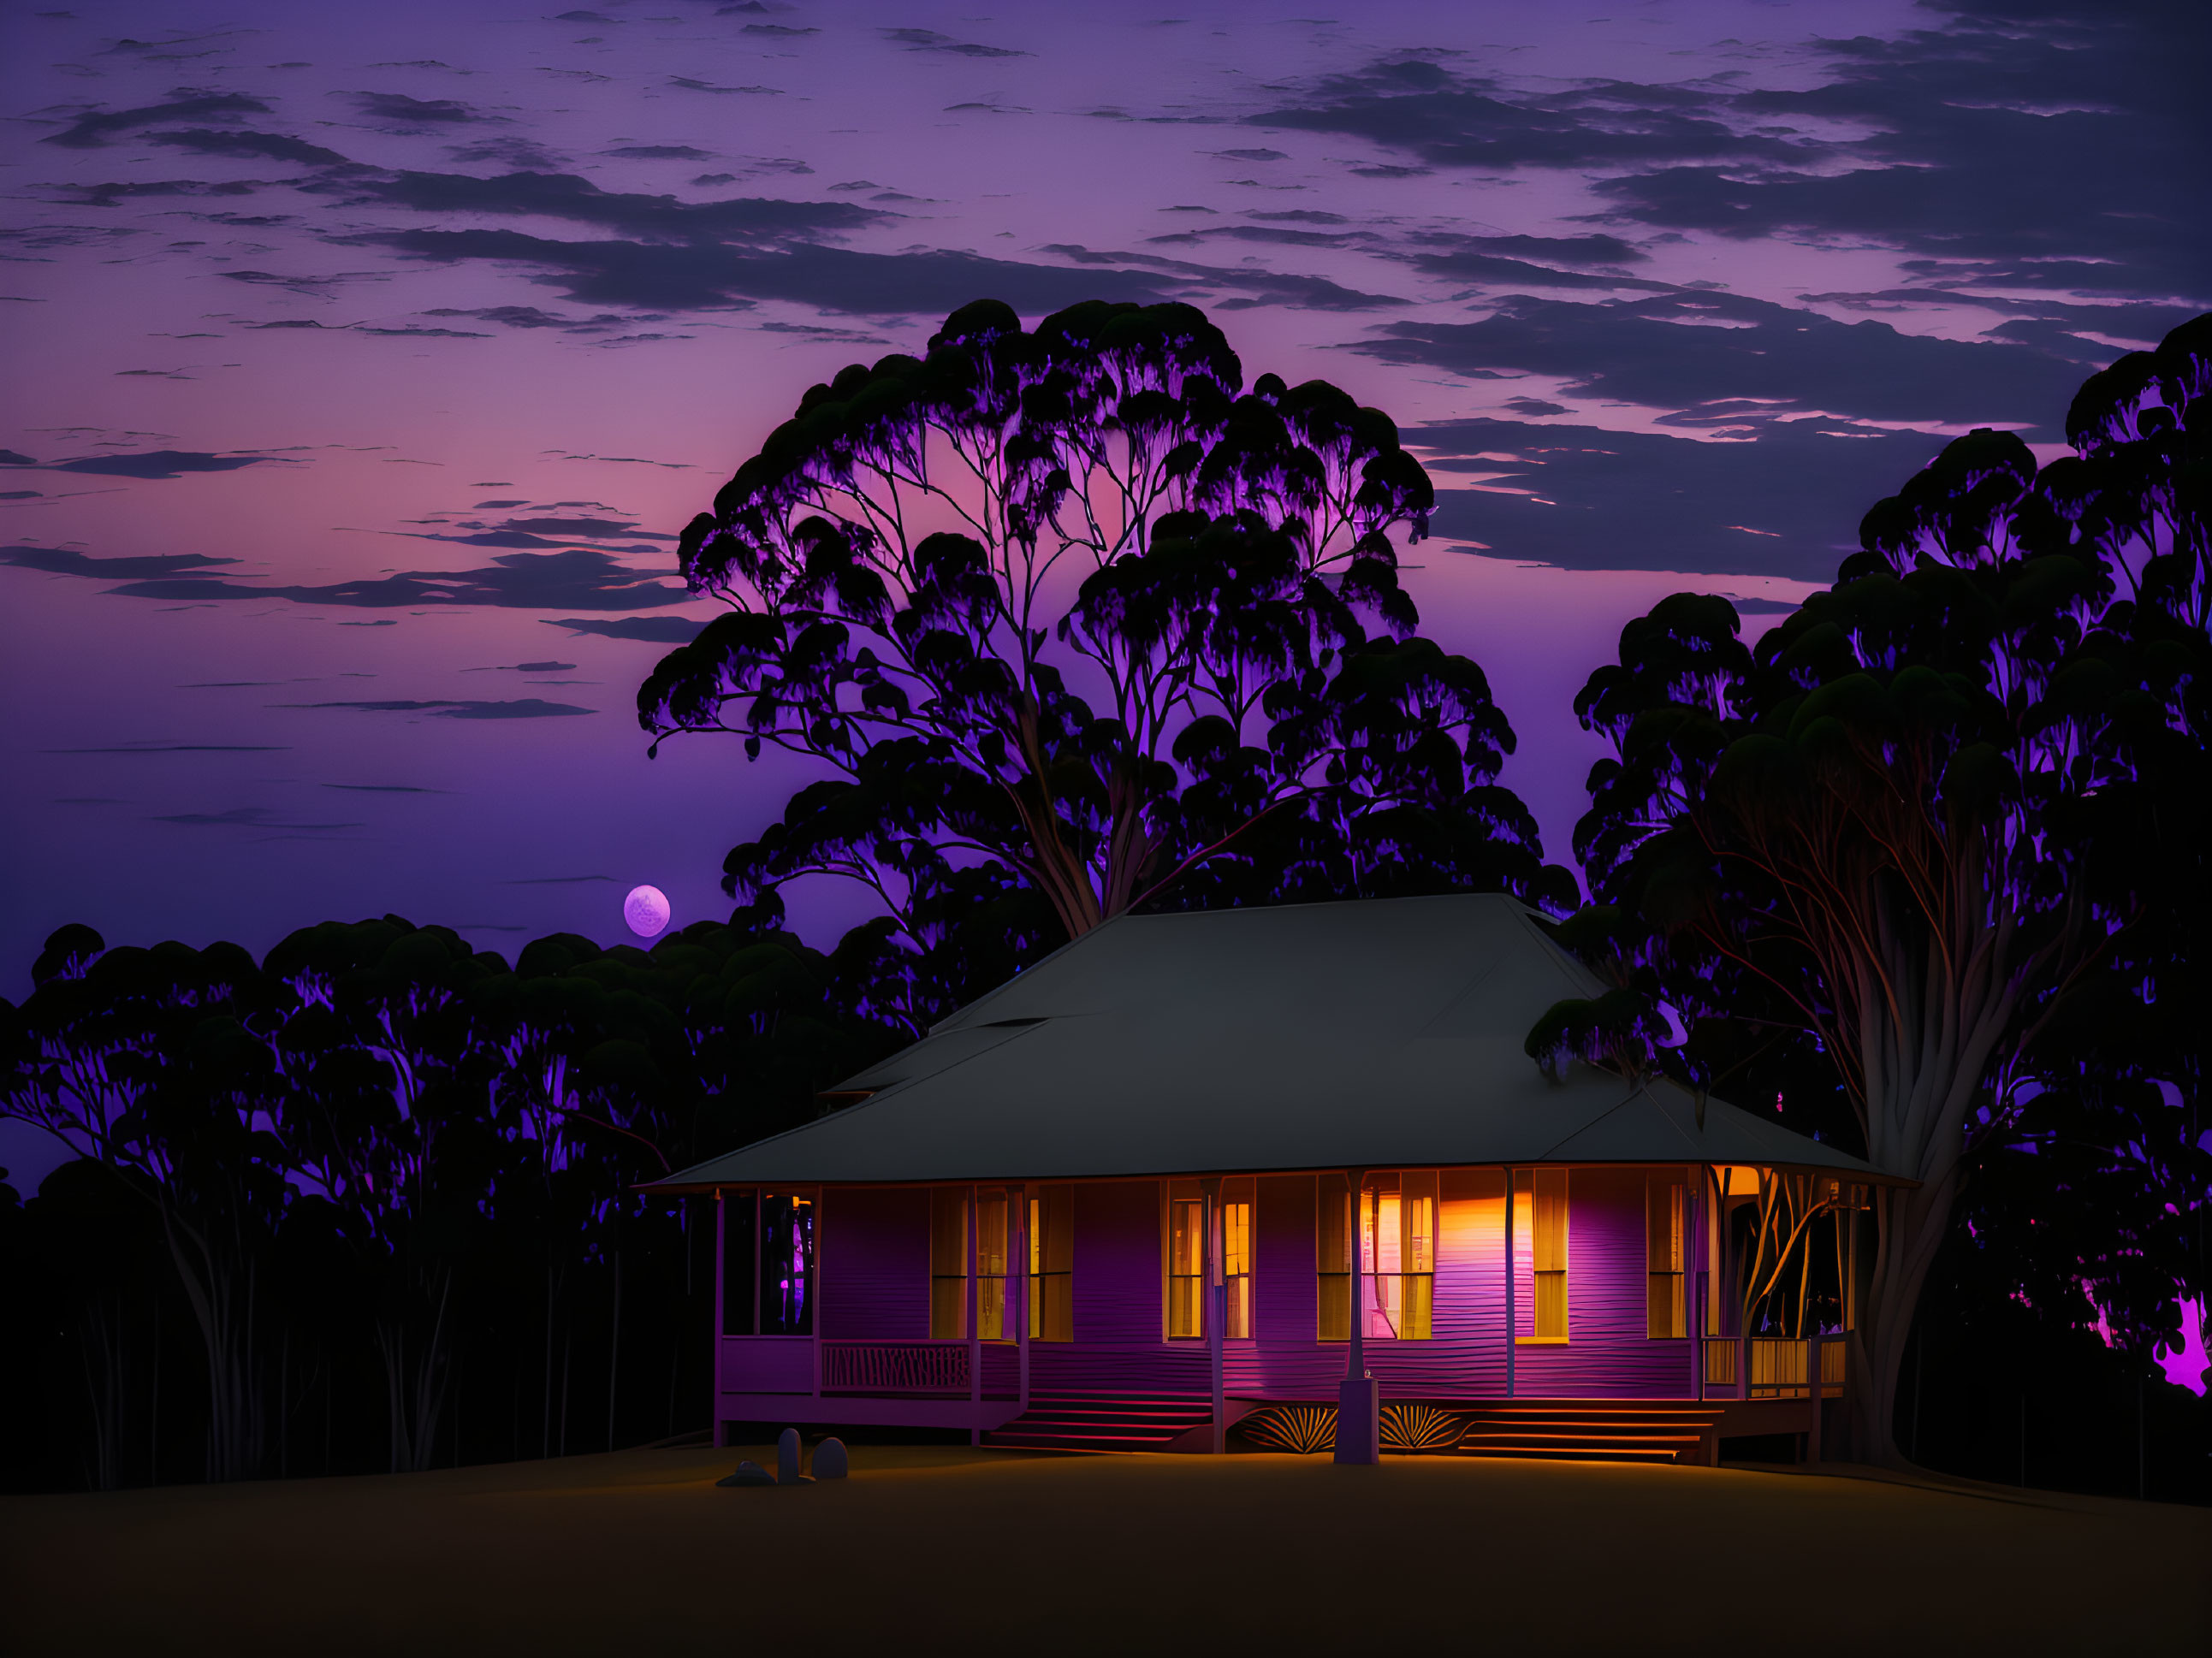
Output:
[
  {"xmin": 606, "ymin": 1248, "xmax": 621, "ymax": 1454},
  {"xmin": 1850, "ymin": 1168, "xmax": 1966, "ymax": 1466}
]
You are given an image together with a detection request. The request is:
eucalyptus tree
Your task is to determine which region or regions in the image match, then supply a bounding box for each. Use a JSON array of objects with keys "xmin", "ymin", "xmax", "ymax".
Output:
[
  {"xmin": 264, "ymin": 917, "xmax": 505, "ymax": 1472},
  {"xmin": 0, "ymin": 930, "xmax": 288, "ymax": 1480},
  {"xmin": 1539, "ymin": 316, "xmax": 2212, "ymax": 1465},
  {"xmin": 639, "ymin": 299, "xmax": 1561, "ymax": 989}
]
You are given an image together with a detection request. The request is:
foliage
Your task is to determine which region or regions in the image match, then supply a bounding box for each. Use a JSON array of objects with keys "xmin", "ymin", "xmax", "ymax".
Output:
[
  {"xmin": 638, "ymin": 298, "xmax": 1569, "ymax": 1027},
  {"xmin": 0, "ymin": 912, "xmax": 893, "ymax": 1489},
  {"xmin": 1539, "ymin": 314, "xmax": 2212, "ymax": 1463}
]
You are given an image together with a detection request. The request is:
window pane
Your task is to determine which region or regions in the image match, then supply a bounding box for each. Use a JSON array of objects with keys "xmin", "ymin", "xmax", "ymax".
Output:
[
  {"xmin": 977, "ymin": 1192, "xmax": 1008, "ymax": 1277},
  {"xmin": 1647, "ymin": 1176, "xmax": 1686, "ymax": 1338},
  {"xmin": 1402, "ymin": 1273, "xmax": 1433, "ymax": 1342},
  {"xmin": 1030, "ymin": 1187, "xmax": 1073, "ymax": 1342},
  {"xmin": 1225, "ymin": 1275, "xmax": 1251, "ymax": 1341},
  {"xmin": 759, "ymin": 1193, "xmax": 814, "ymax": 1336},
  {"xmin": 1224, "ymin": 1201, "xmax": 1251, "ymax": 1279},
  {"xmin": 1535, "ymin": 1270, "xmax": 1568, "ymax": 1339},
  {"xmin": 1317, "ymin": 1273, "xmax": 1350, "ymax": 1343},
  {"xmin": 1167, "ymin": 1198, "xmax": 1204, "ymax": 1338}
]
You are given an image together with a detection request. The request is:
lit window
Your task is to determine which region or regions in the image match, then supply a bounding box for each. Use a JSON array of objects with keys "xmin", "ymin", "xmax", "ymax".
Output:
[
  {"xmin": 1360, "ymin": 1173, "xmax": 1436, "ymax": 1340},
  {"xmin": 1646, "ymin": 1174, "xmax": 1687, "ymax": 1338},
  {"xmin": 1222, "ymin": 1178, "xmax": 1254, "ymax": 1340},
  {"xmin": 1515, "ymin": 1167, "xmax": 1569, "ymax": 1341},
  {"xmin": 1028, "ymin": 1185, "xmax": 1072, "ymax": 1342},
  {"xmin": 1167, "ymin": 1194, "xmax": 1205, "ymax": 1339},
  {"xmin": 760, "ymin": 1191, "xmax": 815, "ymax": 1336},
  {"xmin": 1317, "ymin": 1173, "xmax": 1351, "ymax": 1341},
  {"xmin": 929, "ymin": 1187, "xmax": 966, "ymax": 1340},
  {"xmin": 977, "ymin": 1189, "xmax": 1009, "ymax": 1341}
]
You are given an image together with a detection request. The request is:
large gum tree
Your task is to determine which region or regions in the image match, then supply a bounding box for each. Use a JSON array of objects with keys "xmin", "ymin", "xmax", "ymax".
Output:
[
  {"xmin": 639, "ymin": 299, "xmax": 1566, "ymax": 1014},
  {"xmin": 1546, "ymin": 316, "xmax": 2210, "ymax": 1465}
]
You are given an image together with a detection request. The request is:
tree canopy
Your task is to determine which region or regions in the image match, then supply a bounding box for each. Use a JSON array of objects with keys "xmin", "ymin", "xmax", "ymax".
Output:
[
  {"xmin": 639, "ymin": 299, "xmax": 1570, "ymax": 1026},
  {"xmin": 1538, "ymin": 313, "xmax": 2212, "ymax": 1462}
]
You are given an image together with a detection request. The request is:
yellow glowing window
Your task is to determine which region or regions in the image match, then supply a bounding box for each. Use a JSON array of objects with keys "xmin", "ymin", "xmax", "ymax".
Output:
[
  {"xmin": 1222, "ymin": 1178, "xmax": 1254, "ymax": 1340},
  {"xmin": 1028, "ymin": 1185, "xmax": 1072, "ymax": 1342},
  {"xmin": 1317, "ymin": 1173, "xmax": 1351, "ymax": 1341},
  {"xmin": 1167, "ymin": 1196, "xmax": 1206, "ymax": 1338},
  {"xmin": 1359, "ymin": 1173, "xmax": 1436, "ymax": 1341},
  {"xmin": 976, "ymin": 1189, "xmax": 1009, "ymax": 1341},
  {"xmin": 929, "ymin": 1186, "xmax": 967, "ymax": 1340},
  {"xmin": 1646, "ymin": 1175, "xmax": 1687, "ymax": 1339},
  {"xmin": 1515, "ymin": 1167, "xmax": 1569, "ymax": 1341}
]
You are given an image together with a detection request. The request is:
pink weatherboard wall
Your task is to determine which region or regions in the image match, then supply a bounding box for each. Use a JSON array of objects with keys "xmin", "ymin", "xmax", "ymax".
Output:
[{"xmin": 720, "ymin": 1169, "xmax": 1700, "ymax": 1417}]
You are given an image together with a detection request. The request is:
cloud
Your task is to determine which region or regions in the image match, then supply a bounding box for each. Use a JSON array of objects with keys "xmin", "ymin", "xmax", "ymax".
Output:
[
  {"xmin": 23, "ymin": 545, "xmax": 687, "ymax": 613},
  {"xmin": 329, "ymin": 169, "xmax": 884, "ymax": 245},
  {"xmin": 11, "ymin": 450, "xmax": 286, "ymax": 480},
  {"xmin": 2, "ymin": 545, "xmax": 242, "ymax": 578},
  {"xmin": 668, "ymin": 78, "xmax": 782, "ymax": 95},
  {"xmin": 146, "ymin": 129, "xmax": 351, "ymax": 166},
  {"xmin": 363, "ymin": 228, "xmax": 1179, "ymax": 313},
  {"xmin": 324, "ymin": 784, "xmax": 448, "ymax": 791},
  {"xmin": 350, "ymin": 92, "xmax": 485, "ymax": 127},
  {"xmin": 1249, "ymin": 12, "xmax": 2208, "ymax": 306},
  {"xmin": 153, "ymin": 806, "xmax": 364, "ymax": 829},
  {"xmin": 1041, "ymin": 243, "xmax": 1403, "ymax": 312},
  {"xmin": 603, "ymin": 145, "xmax": 715, "ymax": 160},
  {"xmin": 882, "ymin": 27, "xmax": 1026, "ymax": 58},
  {"xmin": 1248, "ymin": 59, "xmax": 1801, "ymax": 173},
  {"xmin": 276, "ymin": 698, "xmax": 594, "ymax": 719},
  {"xmin": 1353, "ymin": 290, "xmax": 2087, "ymax": 435},
  {"xmin": 545, "ymin": 615, "xmax": 704, "ymax": 643},
  {"xmin": 42, "ymin": 92, "xmax": 275, "ymax": 149},
  {"xmin": 502, "ymin": 873, "xmax": 618, "ymax": 884},
  {"xmin": 1414, "ymin": 414, "xmax": 1948, "ymax": 579}
]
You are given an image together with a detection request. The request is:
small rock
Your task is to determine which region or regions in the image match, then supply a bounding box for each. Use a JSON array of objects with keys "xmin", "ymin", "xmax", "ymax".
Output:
[
  {"xmin": 777, "ymin": 1427, "xmax": 802, "ymax": 1486},
  {"xmin": 716, "ymin": 1460, "xmax": 774, "ymax": 1487},
  {"xmin": 813, "ymin": 1437, "xmax": 849, "ymax": 1480}
]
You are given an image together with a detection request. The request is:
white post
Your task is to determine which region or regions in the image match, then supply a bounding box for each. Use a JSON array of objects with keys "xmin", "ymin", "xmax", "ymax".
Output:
[
  {"xmin": 1335, "ymin": 1169, "xmax": 1377, "ymax": 1464},
  {"xmin": 1204, "ymin": 1176, "xmax": 1224, "ymax": 1454},
  {"xmin": 1503, "ymin": 1166, "xmax": 1515, "ymax": 1400},
  {"xmin": 1015, "ymin": 1183, "xmax": 1029, "ymax": 1414},
  {"xmin": 966, "ymin": 1183, "xmax": 981, "ymax": 1445}
]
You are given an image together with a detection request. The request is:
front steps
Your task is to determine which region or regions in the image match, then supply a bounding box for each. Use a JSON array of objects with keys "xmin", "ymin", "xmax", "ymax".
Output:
[
  {"xmin": 986, "ymin": 1394, "xmax": 1732, "ymax": 1462},
  {"xmin": 1450, "ymin": 1401, "xmax": 1727, "ymax": 1464},
  {"xmin": 984, "ymin": 1389, "xmax": 1215, "ymax": 1452}
]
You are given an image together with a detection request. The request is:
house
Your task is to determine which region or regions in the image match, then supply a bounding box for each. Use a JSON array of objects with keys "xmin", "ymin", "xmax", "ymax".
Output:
[{"xmin": 649, "ymin": 894, "xmax": 1892, "ymax": 1463}]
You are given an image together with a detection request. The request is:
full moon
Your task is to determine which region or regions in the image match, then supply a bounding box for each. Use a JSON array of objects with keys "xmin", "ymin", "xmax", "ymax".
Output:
[{"xmin": 623, "ymin": 885, "xmax": 671, "ymax": 939}]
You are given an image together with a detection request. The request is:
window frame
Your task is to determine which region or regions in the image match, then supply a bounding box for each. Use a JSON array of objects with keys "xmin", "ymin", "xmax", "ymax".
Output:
[
  {"xmin": 1220, "ymin": 1176, "xmax": 1255, "ymax": 1342},
  {"xmin": 1515, "ymin": 1166, "xmax": 1570, "ymax": 1344},
  {"xmin": 1028, "ymin": 1183, "xmax": 1073, "ymax": 1343},
  {"xmin": 1165, "ymin": 1182, "xmax": 1206, "ymax": 1341},
  {"xmin": 1646, "ymin": 1171, "xmax": 1687, "ymax": 1340},
  {"xmin": 928, "ymin": 1185, "xmax": 967, "ymax": 1341}
]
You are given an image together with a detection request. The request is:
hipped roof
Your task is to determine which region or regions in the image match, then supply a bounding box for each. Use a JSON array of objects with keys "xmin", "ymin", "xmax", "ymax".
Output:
[{"xmin": 651, "ymin": 894, "xmax": 1891, "ymax": 1191}]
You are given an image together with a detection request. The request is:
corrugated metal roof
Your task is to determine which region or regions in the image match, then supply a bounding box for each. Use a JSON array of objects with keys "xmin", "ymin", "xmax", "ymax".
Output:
[{"xmin": 649, "ymin": 894, "xmax": 1889, "ymax": 1189}]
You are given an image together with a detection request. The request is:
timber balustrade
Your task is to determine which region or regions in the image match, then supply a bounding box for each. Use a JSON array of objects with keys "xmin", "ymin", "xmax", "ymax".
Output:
[
  {"xmin": 821, "ymin": 1341, "xmax": 972, "ymax": 1396},
  {"xmin": 1701, "ymin": 1335, "xmax": 1847, "ymax": 1399}
]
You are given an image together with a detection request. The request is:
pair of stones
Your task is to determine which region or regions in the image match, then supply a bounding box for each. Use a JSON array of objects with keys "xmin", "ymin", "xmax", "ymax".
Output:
[{"xmin": 719, "ymin": 1427, "xmax": 847, "ymax": 1486}]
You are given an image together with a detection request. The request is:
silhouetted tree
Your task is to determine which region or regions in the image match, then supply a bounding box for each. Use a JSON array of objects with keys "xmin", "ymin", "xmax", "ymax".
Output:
[
  {"xmin": 1539, "ymin": 315, "xmax": 2212, "ymax": 1466},
  {"xmin": 639, "ymin": 299, "xmax": 1567, "ymax": 1020}
]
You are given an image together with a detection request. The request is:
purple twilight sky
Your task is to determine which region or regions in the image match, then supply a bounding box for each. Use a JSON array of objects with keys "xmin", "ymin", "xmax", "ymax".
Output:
[{"xmin": 1, "ymin": 0, "xmax": 2203, "ymax": 1011}]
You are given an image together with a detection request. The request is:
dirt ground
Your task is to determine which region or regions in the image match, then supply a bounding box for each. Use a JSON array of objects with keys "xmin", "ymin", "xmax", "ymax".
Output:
[{"xmin": 4, "ymin": 1444, "xmax": 2206, "ymax": 1656}]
